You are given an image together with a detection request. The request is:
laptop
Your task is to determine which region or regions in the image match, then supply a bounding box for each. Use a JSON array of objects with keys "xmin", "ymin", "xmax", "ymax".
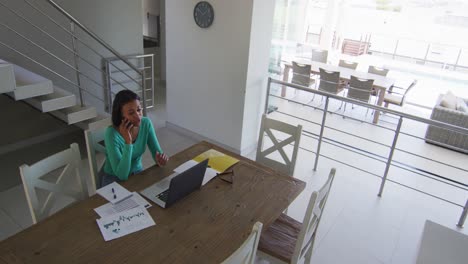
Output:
[{"xmin": 140, "ymin": 159, "xmax": 208, "ymax": 208}]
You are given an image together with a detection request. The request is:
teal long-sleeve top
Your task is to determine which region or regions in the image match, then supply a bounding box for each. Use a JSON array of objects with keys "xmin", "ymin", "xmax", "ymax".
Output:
[{"xmin": 103, "ymin": 117, "xmax": 163, "ymax": 180}]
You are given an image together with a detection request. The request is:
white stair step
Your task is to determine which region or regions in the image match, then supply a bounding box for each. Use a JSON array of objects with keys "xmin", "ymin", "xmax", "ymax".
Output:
[
  {"xmin": 24, "ymin": 86, "xmax": 76, "ymax": 112},
  {"xmin": 0, "ymin": 63, "xmax": 15, "ymax": 93},
  {"xmin": 75, "ymin": 116, "xmax": 111, "ymax": 131},
  {"xmin": 9, "ymin": 62, "xmax": 53, "ymax": 100},
  {"xmin": 51, "ymin": 105, "xmax": 97, "ymax": 125}
]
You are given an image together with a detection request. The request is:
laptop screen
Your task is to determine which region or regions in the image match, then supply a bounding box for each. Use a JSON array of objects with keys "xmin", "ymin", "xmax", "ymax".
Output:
[{"xmin": 165, "ymin": 159, "xmax": 208, "ymax": 207}]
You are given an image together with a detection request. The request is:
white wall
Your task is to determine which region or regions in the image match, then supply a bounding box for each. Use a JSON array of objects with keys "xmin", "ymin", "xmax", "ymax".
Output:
[
  {"xmin": 166, "ymin": 0, "xmax": 274, "ymax": 153},
  {"xmin": 58, "ymin": 0, "xmax": 144, "ymax": 113},
  {"xmin": 240, "ymin": 0, "xmax": 275, "ymax": 154}
]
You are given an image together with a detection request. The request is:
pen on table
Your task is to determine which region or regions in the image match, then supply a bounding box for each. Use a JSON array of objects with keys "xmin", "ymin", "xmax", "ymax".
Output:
[{"xmin": 112, "ymin": 188, "xmax": 116, "ymax": 199}]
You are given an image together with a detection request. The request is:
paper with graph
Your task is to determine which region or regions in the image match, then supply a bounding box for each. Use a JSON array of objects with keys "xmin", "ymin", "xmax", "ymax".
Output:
[
  {"xmin": 193, "ymin": 149, "xmax": 239, "ymax": 173},
  {"xmin": 96, "ymin": 206, "xmax": 155, "ymax": 241}
]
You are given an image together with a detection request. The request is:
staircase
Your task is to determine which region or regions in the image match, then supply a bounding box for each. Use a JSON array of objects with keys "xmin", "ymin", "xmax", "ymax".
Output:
[{"xmin": 0, "ymin": 59, "xmax": 110, "ymax": 131}]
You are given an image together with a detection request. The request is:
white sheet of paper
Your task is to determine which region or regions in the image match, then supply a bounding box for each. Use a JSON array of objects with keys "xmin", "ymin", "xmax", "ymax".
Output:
[
  {"xmin": 94, "ymin": 192, "xmax": 152, "ymax": 218},
  {"xmin": 202, "ymin": 168, "xmax": 218, "ymax": 186},
  {"xmin": 96, "ymin": 182, "xmax": 133, "ymax": 204},
  {"xmin": 174, "ymin": 160, "xmax": 218, "ymax": 186},
  {"xmin": 173, "ymin": 160, "xmax": 198, "ymax": 173},
  {"xmin": 96, "ymin": 206, "xmax": 155, "ymax": 241}
]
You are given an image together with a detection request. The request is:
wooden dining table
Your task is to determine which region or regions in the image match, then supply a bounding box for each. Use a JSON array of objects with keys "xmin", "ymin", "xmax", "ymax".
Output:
[
  {"xmin": 283, "ymin": 60, "xmax": 396, "ymax": 124},
  {"xmin": 0, "ymin": 141, "xmax": 306, "ymax": 264}
]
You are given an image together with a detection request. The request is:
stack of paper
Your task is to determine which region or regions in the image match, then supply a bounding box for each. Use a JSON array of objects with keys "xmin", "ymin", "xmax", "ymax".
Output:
[
  {"xmin": 173, "ymin": 149, "xmax": 239, "ymax": 186},
  {"xmin": 95, "ymin": 182, "xmax": 155, "ymax": 241},
  {"xmin": 96, "ymin": 206, "xmax": 155, "ymax": 241}
]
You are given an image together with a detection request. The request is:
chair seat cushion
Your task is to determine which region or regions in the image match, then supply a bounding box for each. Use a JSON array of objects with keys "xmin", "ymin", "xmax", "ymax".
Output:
[
  {"xmin": 258, "ymin": 213, "xmax": 302, "ymax": 263},
  {"xmin": 384, "ymin": 93, "xmax": 403, "ymax": 106},
  {"xmin": 440, "ymin": 91, "xmax": 457, "ymax": 109}
]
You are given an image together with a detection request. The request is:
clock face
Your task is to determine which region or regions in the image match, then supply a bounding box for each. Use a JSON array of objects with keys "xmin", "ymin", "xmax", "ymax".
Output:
[{"xmin": 194, "ymin": 1, "xmax": 214, "ymax": 28}]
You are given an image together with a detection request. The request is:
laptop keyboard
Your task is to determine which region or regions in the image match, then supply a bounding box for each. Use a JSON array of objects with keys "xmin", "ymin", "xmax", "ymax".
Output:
[{"xmin": 156, "ymin": 189, "xmax": 170, "ymax": 202}]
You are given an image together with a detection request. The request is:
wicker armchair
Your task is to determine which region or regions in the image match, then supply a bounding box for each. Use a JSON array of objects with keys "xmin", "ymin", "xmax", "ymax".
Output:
[{"xmin": 425, "ymin": 94, "xmax": 468, "ymax": 153}]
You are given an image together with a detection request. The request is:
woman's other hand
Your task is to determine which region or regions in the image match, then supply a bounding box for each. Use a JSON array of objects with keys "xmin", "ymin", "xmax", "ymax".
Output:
[
  {"xmin": 156, "ymin": 152, "xmax": 169, "ymax": 166},
  {"xmin": 119, "ymin": 118, "xmax": 133, "ymax": 144}
]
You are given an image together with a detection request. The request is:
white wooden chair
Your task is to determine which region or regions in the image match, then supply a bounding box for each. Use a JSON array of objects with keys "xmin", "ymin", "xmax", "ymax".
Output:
[
  {"xmin": 84, "ymin": 127, "xmax": 108, "ymax": 195},
  {"xmin": 19, "ymin": 143, "xmax": 88, "ymax": 224},
  {"xmin": 258, "ymin": 168, "xmax": 336, "ymax": 264},
  {"xmin": 256, "ymin": 114, "xmax": 302, "ymax": 177},
  {"xmin": 222, "ymin": 222, "xmax": 263, "ymax": 264}
]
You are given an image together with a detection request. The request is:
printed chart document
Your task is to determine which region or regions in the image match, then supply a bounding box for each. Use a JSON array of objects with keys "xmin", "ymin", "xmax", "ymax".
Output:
[
  {"xmin": 174, "ymin": 160, "xmax": 218, "ymax": 186},
  {"xmin": 94, "ymin": 192, "xmax": 152, "ymax": 218},
  {"xmin": 96, "ymin": 182, "xmax": 132, "ymax": 204},
  {"xmin": 193, "ymin": 149, "xmax": 239, "ymax": 173},
  {"xmin": 96, "ymin": 206, "xmax": 155, "ymax": 241}
]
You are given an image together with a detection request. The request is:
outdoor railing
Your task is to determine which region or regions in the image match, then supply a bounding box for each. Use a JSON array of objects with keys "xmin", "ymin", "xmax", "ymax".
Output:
[{"xmin": 265, "ymin": 77, "xmax": 468, "ymax": 228}]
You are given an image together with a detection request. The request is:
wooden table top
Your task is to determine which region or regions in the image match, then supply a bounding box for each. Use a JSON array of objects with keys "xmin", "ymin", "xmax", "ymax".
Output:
[{"xmin": 0, "ymin": 141, "xmax": 306, "ymax": 264}]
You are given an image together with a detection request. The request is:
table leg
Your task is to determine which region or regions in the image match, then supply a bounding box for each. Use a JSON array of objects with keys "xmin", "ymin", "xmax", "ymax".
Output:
[
  {"xmin": 281, "ymin": 65, "xmax": 291, "ymax": 97},
  {"xmin": 373, "ymin": 87, "xmax": 385, "ymax": 124}
]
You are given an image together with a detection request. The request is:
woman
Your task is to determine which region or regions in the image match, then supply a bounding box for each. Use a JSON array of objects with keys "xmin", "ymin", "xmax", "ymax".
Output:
[{"xmin": 101, "ymin": 90, "xmax": 168, "ymax": 187}]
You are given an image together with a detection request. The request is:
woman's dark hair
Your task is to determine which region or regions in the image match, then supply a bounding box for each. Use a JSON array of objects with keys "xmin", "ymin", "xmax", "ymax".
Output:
[{"xmin": 111, "ymin": 90, "xmax": 140, "ymax": 127}]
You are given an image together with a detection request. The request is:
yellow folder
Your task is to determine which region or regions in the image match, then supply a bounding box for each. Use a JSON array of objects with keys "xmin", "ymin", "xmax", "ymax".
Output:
[{"xmin": 193, "ymin": 149, "xmax": 239, "ymax": 173}]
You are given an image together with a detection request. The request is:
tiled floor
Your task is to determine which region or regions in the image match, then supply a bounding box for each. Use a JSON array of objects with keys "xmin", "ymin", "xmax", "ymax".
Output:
[{"xmin": 1, "ymin": 86, "xmax": 467, "ymax": 264}]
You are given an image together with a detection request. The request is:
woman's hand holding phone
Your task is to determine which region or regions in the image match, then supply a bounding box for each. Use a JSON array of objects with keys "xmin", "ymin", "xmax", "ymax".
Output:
[
  {"xmin": 119, "ymin": 118, "xmax": 133, "ymax": 144},
  {"xmin": 155, "ymin": 152, "xmax": 169, "ymax": 166}
]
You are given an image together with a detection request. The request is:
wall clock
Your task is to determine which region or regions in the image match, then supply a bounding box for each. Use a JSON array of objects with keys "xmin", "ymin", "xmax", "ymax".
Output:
[{"xmin": 194, "ymin": 1, "xmax": 214, "ymax": 28}]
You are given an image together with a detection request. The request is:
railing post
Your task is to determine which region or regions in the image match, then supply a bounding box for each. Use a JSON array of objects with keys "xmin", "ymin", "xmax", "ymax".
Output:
[
  {"xmin": 378, "ymin": 116, "xmax": 403, "ymax": 197},
  {"xmin": 150, "ymin": 54, "xmax": 155, "ymax": 108},
  {"xmin": 264, "ymin": 77, "xmax": 272, "ymax": 114},
  {"xmin": 392, "ymin": 39, "xmax": 399, "ymax": 60},
  {"xmin": 70, "ymin": 22, "xmax": 83, "ymax": 107},
  {"xmin": 105, "ymin": 60, "xmax": 112, "ymax": 113},
  {"xmin": 141, "ymin": 70, "xmax": 147, "ymax": 116},
  {"xmin": 313, "ymin": 96, "xmax": 329, "ymax": 171},
  {"xmin": 457, "ymin": 199, "xmax": 468, "ymax": 228}
]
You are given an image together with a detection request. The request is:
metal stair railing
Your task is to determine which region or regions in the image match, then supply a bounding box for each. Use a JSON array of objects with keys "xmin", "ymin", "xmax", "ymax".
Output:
[{"xmin": 0, "ymin": 0, "xmax": 150, "ymax": 115}]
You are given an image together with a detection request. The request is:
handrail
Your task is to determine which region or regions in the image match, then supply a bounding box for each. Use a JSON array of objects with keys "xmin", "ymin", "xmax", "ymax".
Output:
[
  {"xmin": 47, "ymin": 0, "xmax": 142, "ymax": 77},
  {"xmin": 269, "ymin": 78, "xmax": 468, "ymax": 135}
]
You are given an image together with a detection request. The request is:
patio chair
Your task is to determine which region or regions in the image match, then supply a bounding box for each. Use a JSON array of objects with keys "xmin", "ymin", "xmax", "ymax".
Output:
[
  {"xmin": 338, "ymin": 59, "xmax": 358, "ymax": 70},
  {"xmin": 311, "ymin": 49, "xmax": 328, "ymax": 63},
  {"xmin": 291, "ymin": 61, "xmax": 313, "ymax": 87},
  {"xmin": 19, "ymin": 143, "xmax": 88, "ymax": 224},
  {"xmin": 258, "ymin": 168, "xmax": 336, "ymax": 264},
  {"xmin": 256, "ymin": 114, "xmax": 302, "ymax": 177},
  {"xmin": 343, "ymin": 76, "xmax": 374, "ymax": 115},
  {"xmin": 383, "ymin": 80, "xmax": 417, "ymax": 108},
  {"xmin": 221, "ymin": 222, "xmax": 263, "ymax": 264},
  {"xmin": 311, "ymin": 68, "xmax": 343, "ymax": 106},
  {"xmin": 368, "ymin": 66, "xmax": 389, "ymax": 97},
  {"xmin": 368, "ymin": 66, "xmax": 389, "ymax": 76}
]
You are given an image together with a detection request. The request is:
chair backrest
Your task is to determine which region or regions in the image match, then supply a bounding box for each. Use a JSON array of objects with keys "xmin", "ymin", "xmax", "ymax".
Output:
[
  {"xmin": 19, "ymin": 143, "xmax": 87, "ymax": 224},
  {"xmin": 292, "ymin": 61, "xmax": 312, "ymax": 87},
  {"xmin": 221, "ymin": 222, "xmax": 263, "ymax": 264},
  {"xmin": 312, "ymin": 49, "xmax": 328, "ymax": 63},
  {"xmin": 318, "ymin": 68, "xmax": 340, "ymax": 94},
  {"xmin": 368, "ymin": 65, "xmax": 389, "ymax": 76},
  {"xmin": 256, "ymin": 114, "xmax": 302, "ymax": 177},
  {"xmin": 84, "ymin": 127, "xmax": 108, "ymax": 195},
  {"xmin": 385, "ymin": 80, "xmax": 418, "ymax": 106},
  {"xmin": 291, "ymin": 168, "xmax": 336, "ymax": 264},
  {"xmin": 347, "ymin": 75, "xmax": 374, "ymax": 102},
  {"xmin": 338, "ymin": 59, "xmax": 358, "ymax": 70}
]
